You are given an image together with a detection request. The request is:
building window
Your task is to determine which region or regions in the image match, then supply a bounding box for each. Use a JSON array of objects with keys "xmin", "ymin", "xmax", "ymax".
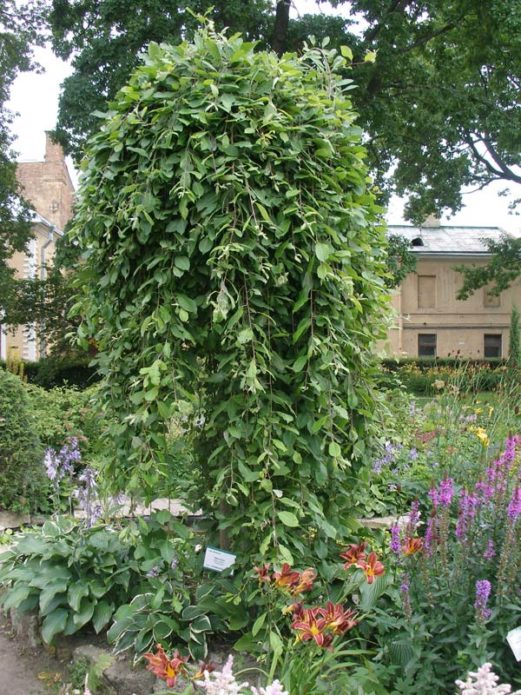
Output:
[
  {"xmin": 483, "ymin": 289, "xmax": 500, "ymax": 308},
  {"xmin": 418, "ymin": 275, "xmax": 436, "ymax": 309},
  {"xmin": 484, "ymin": 334, "xmax": 502, "ymax": 358},
  {"xmin": 418, "ymin": 333, "xmax": 437, "ymax": 357}
]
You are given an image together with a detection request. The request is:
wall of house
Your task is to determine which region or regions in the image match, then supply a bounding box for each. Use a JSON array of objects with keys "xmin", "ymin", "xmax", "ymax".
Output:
[
  {"xmin": 3, "ymin": 224, "xmax": 59, "ymax": 360},
  {"xmin": 16, "ymin": 133, "xmax": 74, "ymax": 230},
  {"xmin": 1, "ymin": 133, "xmax": 74, "ymax": 361},
  {"xmin": 380, "ymin": 257, "xmax": 521, "ymax": 359}
]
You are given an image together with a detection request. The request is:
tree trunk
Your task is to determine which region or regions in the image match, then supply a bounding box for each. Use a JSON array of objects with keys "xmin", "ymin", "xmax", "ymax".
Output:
[{"xmin": 272, "ymin": 0, "xmax": 291, "ymax": 56}]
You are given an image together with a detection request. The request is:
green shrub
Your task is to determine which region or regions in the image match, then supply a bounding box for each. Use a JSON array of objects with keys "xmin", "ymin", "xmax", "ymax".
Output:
[
  {"xmin": 25, "ymin": 383, "xmax": 102, "ymax": 455},
  {"xmin": 0, "ymin": 357, "xmax": 99, "ymax": 389},
  {"xmin": 68, "ymin": 27, "xmax": 390, "ymax": 566},
  {"xmin": 0, "ymin": 369, "xmax": 47, "ymax": 511}
]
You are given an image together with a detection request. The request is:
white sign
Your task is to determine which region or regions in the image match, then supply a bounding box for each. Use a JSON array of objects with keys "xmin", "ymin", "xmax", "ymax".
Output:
[
  {"xmin": 203, "ymin": 546, "xmax": 236, "ymax": 572},
  {"xmin": 507, "ymin": 626, "xmax": 521, "ymax": 661}
]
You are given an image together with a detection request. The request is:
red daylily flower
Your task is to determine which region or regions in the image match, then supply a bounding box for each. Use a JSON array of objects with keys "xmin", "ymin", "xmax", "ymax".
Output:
[
  {"xmin": 254, "ymin": 563, "xmax": 272, "ymax": 583},
  {"xmin": 358, "ymin": 551, "xmax": 385, "ymax": 584},
  {"xmin": 143, "ymin": 645, "xmax": 187, "ymax": 687},
  {"xmin": 291, "ymin": 608, "xmax": 331, "ymax": 648},
  {"xmin": 318, "ymin": 601, "xmax": 358, "ymax": 635},
  {"xmin": 290, "ymin": 567, "xmax": 317, "ymax": 595},
  {"xmin": 402, "ymin": 537, "xmax": 423, "ymax": 556},
  {"xmin": 273, "ymin": 563, "xmax": 300, "ymax": 589},
  {"xmin": 340, "ymin": 542, "xmax": 367, "ymax": 569}
]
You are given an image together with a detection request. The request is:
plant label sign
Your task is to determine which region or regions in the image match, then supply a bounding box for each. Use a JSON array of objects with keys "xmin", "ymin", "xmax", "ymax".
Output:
[
  {"xmin": 203, "ymin": 546, "xmax": 236, "ymax": 572},
  {"xmin": 507, "ymin": 626, "xmax": 521, "ymax": 661}
]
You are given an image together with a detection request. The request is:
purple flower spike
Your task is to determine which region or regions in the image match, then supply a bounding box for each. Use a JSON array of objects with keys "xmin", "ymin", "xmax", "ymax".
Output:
[
  {"xmin": 390, "ymin": 525, "xmax": 401, "ymax": 554},
  {"xmin": 474, "ymin": 579, "xmax": 492, "ymax": 621},
  {"xmin": 508, "ymin": 487, "xmax": 521, "ymax": 521}
]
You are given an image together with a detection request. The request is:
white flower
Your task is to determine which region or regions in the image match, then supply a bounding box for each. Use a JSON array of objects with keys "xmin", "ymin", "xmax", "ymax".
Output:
[
  {"xmin": 251, "ymin": 679, "xmax": 289, "ymax": 695},
  {"xmin": 195, "ymin": 655, "xmax": 249, "ymax": 694},
  {"xmin": 456, "ymin": 663, "xmax": 521, "ymax": 695}
]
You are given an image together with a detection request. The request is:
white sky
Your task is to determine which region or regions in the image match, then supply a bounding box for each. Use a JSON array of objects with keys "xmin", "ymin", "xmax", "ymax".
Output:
[{"xmin": 7, "ymin": 0, "xmax": 521, "ymax": 234}]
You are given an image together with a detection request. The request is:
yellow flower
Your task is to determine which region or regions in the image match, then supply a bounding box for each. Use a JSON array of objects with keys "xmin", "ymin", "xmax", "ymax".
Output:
[{"xmin": 469, "ymin": 426, "xmax": 489, "ymax": 447}]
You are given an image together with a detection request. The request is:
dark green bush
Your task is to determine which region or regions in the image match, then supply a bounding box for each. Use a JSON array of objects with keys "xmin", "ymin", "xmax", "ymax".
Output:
[
  {"xmin": 0, "ymin": 357, "xmax": 99, "ymax": 389},
  {"xmin": 381, "ymin": 357, "xmax": 504, "ymax": 373},
  {"xmin": 0, "ymin": 369, "xmax": 47, "ymax": 511}
]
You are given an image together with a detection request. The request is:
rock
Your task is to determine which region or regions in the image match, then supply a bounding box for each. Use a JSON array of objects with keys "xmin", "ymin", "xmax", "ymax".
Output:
[
  {"xmin": 104, "ymin": 654, "xmax": 156, "ymax": 695},
  {"xmin": 9, "ymin": 608, "xmax": 41, "ymax": 648}
]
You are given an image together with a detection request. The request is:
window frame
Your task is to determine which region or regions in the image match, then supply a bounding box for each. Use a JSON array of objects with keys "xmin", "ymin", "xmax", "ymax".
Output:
[
  {"xmin": 484, "ymin": 334, "xmax": 502, "ymax": 359},
  {"xmin": 418, "ymin": 333, "xmax": 437, "ymax": 358}
]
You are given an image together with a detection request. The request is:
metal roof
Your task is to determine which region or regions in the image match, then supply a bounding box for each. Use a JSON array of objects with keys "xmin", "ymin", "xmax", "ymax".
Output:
[{"xmin": 387, "ymin": 224, "xmax": 507, "ymax": 256}]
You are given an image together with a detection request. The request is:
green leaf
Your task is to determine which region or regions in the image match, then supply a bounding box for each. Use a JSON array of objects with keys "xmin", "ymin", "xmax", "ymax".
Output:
[
  {"xmin": 177, "ymin": 294, "xmax": 197, "ymax": 313},
  {"xmin": 68, "ymin": 582, "xmax": 90, "ymax": 613},
  {"xmin": 277, "ymin": 511, "xmax": 299, "ymax": 527},
  {"xmin": 41, "ymin": 608, "xmax": 68, "ymax": 644},
  {"xmin": 328, "ymin": 441, "xmax": 341, "ymax": 457},
  {"xmin": 315, "ymin": 242, "xmax": 332, "ymax": 262},
  {"xmin": 2, "ymin": 585, "xmax": 33, "ymax": 610},
  {"xmin": 174, "ymin": 256, "xmax": 190, "ymax": 271},
  {"xmin": 252, "ymin": 612, "xmax": 267, "ymax": 637},
  {"xmin": 92, "ymin": 600, "xmax": 114, "ymax": 634},
  {"xmin": 73, "ymin": 598, "xmax": 95, "ymax": 629},
  {"xmin": 340, "ymin": 45, "xmax": 353, "ymax": 61},
  {"xmin": 269, "ymin": 630, "xmax": 283, "ymax": 657}
]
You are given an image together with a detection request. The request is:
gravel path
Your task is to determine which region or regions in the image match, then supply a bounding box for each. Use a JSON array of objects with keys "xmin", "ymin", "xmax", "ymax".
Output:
[{"xmin": 0, "ymin": 617, "xmax": 62, "ymax": 695}]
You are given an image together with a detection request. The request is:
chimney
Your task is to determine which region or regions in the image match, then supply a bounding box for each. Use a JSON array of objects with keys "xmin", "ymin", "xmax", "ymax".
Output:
[
  {"xmin": 44, "ymin": 131, "xmax": 65, "ymax": 164},
  {"xmin": 423, "ymin": 214, "xmax": 441, "ymax": 228}
]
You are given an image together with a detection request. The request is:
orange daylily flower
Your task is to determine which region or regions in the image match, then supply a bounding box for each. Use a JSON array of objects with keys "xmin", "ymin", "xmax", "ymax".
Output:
[
  {"xmin": 340, "ymin": 542, "xmax": 367, "ymax": 569},
  {"xmin": 192, "ymin": 660, "xmax": 217, "ymax": 680},
  {"xmin": 318, "ymin": 601, "xmax": 358, "ymax": 636},
  {"xmin": 358, "ymin": 551, "xmax": 385, "ymax": 584},
  {"xmin": 402, "ymin": 537, "xmax": 423, "ymax": 556},
  {"xmin": 290, "ymin": 567, "xmax": 317, "ymax": 595},
  {"xmin": 283, "ymin": 601, "xmax": 305, "ymax": 618},
  {"xmin": 273, "ymin": 563, "xmax": 301, "ymax": 589},
  {"xmin": 143, "ymin": 645, "xmax": 187, "ymax": 687}
]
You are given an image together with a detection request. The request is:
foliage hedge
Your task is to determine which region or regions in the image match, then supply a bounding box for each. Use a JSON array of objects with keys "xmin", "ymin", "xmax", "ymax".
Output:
[
  {"xmin": 0, "ymin": 369, "xmax": 47, "ymax": 511},
  {"xmin": 379, "ymin": 358, "xmax": 509, "ymax": 395},
  {"xmin": 0, "ymin": 357, "xmax": 98, "ymax": 389}
]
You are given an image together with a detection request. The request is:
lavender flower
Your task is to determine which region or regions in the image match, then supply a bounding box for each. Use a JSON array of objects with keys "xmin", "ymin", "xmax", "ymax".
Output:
[
  {"xmin": 372, "ymin": 441, "xmax": 402, "ymax": 473},
  {"xmin": 146, "ymin": 566, "xmax": 161, "ymax": 578},
  {"xmin": 390, "ymin": 525, "xmax": 401, "ymax": 554},
  {"xmin": 474, "ymin": 579, "xmax": 492, "ymax": 621},
  {"xmin": 483, "ymin": 540, "xmax": 496, "ymax": 560},
  {"xmin": 508, "ymin": 487, "xmax": 521, "ymax": 521},
  {"xmin": 439, "ymin": 478, "xmax": 454, "ymax": 506},
  {"xmin": 424, "ymin": 517, "xmax": 436, "ymax": 556},
  {"xmin": 44, "ymin": 449, "xmax": 60, "ymax": 481}
]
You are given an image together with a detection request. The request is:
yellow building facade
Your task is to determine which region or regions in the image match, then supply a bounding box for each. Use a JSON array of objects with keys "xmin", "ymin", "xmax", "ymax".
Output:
[
  {"xmin": 0, "ymin": 133, "xmax": 74, "ymax": 360},
  {"xmin": 383, "ymin": 224, "xmax": 521, "ymax": 359}
]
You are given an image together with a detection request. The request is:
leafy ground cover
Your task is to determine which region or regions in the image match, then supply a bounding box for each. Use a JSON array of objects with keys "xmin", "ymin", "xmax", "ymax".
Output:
[{"xmin": 1, "ymin": 370, "xmax": 521, "ymax": 693}]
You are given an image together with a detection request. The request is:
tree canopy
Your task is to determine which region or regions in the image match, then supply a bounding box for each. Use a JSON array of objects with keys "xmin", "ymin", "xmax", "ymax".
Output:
[
  {"xmin": 49, "ymin": 0, "xmax": 521, "ymax": 222},
  {"xmin": 0, "ymin": 0, "xmax": 44, "ymax": 313}
]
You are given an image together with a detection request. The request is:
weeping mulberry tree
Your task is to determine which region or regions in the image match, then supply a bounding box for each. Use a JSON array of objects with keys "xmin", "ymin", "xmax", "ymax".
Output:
[{"xmin": 71, "ymin": 25, "xmax": 389, "ymax": 566}]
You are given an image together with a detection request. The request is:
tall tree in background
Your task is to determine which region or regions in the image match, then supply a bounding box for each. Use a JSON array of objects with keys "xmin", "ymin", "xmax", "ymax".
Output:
[
  {"xmin": 49, "ymin": 0, "xmax": 521, "ymax": 222},
  {"xmin": 0, "ymin": 0, "xmax": 44, "ymax": 313}
]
